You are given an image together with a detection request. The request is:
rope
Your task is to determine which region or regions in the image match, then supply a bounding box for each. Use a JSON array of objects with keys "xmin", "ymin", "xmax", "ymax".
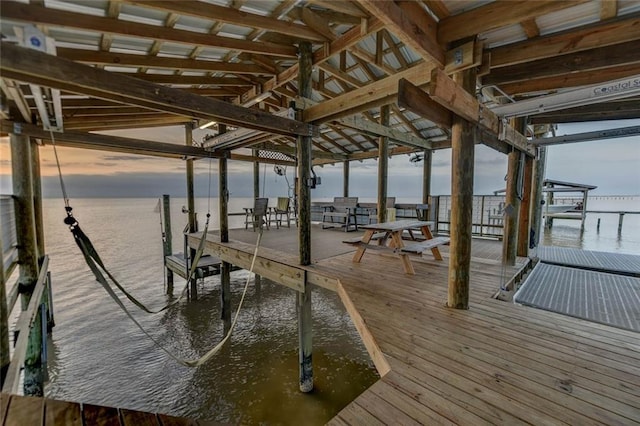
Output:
[
  {"xmin": 69, "ymin": 218, "xmax": 263, "ymax": 367},
  {"xmin": 48, "ymin": 130, "xmax": 69, "ymax": 208}
]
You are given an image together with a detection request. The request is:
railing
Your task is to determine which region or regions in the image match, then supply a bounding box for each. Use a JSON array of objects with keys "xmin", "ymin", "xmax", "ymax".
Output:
[
  {"xmin": 2, "ymin": 255, "xmax": 54, "ymax": 395},
  {"xmin": 432, "ymin": 195, "xmax": 507, "ymax": 239},
  {"xmin": 1, "ymin": 196, "xmax": 19, "ymax": 288}
]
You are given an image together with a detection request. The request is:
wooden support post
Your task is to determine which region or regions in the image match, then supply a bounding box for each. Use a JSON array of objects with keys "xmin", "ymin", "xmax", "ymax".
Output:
[
  {"xmin": 530, "ymin": 147, "xmax": 546, "ymax": 246},
  {"xmin": 253, "ymin": 149, "xmax": 260, "ymax": 199},
  {"xmin": 186, "ymin": 124, "xmax": 198, "ymax": 300},
  {"xmin": 581, "ymin": 190, "xmax": 588, "ymax": 231},
  {"xmin": 11, "ymin": 134, "xmax": 39, "ymax": 308},
  {"xmin": 297, "ymin": 41, "xmax": 313, "ymax": 393},
  {"xmin": 618, "ymin": 213, "xmax": 625, "ymax": 234},
  {"xmin": 545, "ymin": 183, "xmax": 554, "ymax": 229},
  {"xmin": 343, "ymin": 160, "xmax": 349, "ymax": 197},
  {"xmin": 30, "ymin": 139, "xmax": 45, "ymax": 260},
  {"xmin": 517, "ymin": 154, "xmax": 533, "ymax": 256},
  {"xmin": 422, "ymin": 149, "xmax": 432, "ymax": 205},
  {"xmin": 297, "ymin": 288, "xmax": 312, "ymax": 393},
  {"xmin": 0, "ymin": 243, "xmax": 9, "ymax": 385},
  {"xmin": 11, "ymin": 133, "xmax": 42, "ymax": 395},
  {"xmin": 162, "ymin": 194, "xmax": 173, "ymax": 294},
  {"xmin": 377, "ymin": 105, "xmax": 389, "ymax": 224},
  {"xmin": 218, "ymin": 124, "xmax": 232, "ymax": 327},
  {"xmin": 502, "ymin": 148, "xmax": 521, "ymax": 266},
  {"xmin": 447, "ymin": 68, "xmax": 476, "ymax": 310}
]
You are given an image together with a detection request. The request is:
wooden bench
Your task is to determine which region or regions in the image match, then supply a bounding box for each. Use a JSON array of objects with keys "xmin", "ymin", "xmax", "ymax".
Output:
[
  {"xmin": 322, "ymin": 197, "xmax": 358, "ymax": 232},
  {"xmin": 342, "ymin": 232, "xmax": 387, "ymax": 245},
  {"xmin": 400, "ymin": 237, "xmax": 450, "ymax": 257}
]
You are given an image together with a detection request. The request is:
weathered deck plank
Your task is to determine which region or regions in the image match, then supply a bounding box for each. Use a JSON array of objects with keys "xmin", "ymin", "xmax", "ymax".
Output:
[{"xmin": 189, "ymin": 226, "xmax": 640, "ymax": 425}]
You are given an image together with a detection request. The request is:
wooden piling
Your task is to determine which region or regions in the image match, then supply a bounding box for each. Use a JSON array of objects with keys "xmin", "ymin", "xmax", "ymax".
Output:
[
  {"xmin": 377, "ymin": 105, "xmax": 389, "ymax": 224},
  {"xmin": 502, "ymin": 147, "xmax": 521, "ymax": 266},
  {"xmin": 422, "ymin": 149, "xmax": 432, "ymax": 205},
  {"xmin": 10, "ymin": 132, "xmax": 42, "ymax": 395},
  {"xmin": 530, "ymin": 146, "xmax": 546, "ymax": 245},
  {"xmin": 0, "ymin": 249, "xmax": 9, "ymax": 385},
  {"xmin": 30, "ymin": 138, "xmax": 45, "ymax": 260},
  {"xmin": 618, "ymin": 213, "xmax": 625, "ymax": 234},
  {"xmin": 162, "ymin": 194, "xmax": 173, "ymax": 293},
  {"xmin": 297, "ymin": 41, "xmax": 313, "ymax": 393},
  {"xmin": 253, "ymin": 149, "xmax": 260, "ymax": 199},
  {"xmin": 218, "ymin": 124, "xmax": 231, "ymax": 326},
  {"xmin": 447, "ymin": 68, "xmax": 476, "ymax": 310},
  {"xmin": 517, "ymin": 138, "xmax": 533, "ymax": 256},
  {"xmin": 186, "ymin": 124, "xmax": 197, "ymax": 300},
  {"xmin": 343, "ymin": 160, "xmax": 349, "ymax": 197}
]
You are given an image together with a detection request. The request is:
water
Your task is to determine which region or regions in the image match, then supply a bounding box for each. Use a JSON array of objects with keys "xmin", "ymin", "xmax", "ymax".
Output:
[
  {"xmin": 13, "ymin": 196, "xmax": 640, "ymax": 423},
  {"xmin": 35, "ymin": 197, "xmax": 378, "ymax": 424},
  {"xmin": 540, "ymin": 196, "xmax": 640, "ymax": 254}
]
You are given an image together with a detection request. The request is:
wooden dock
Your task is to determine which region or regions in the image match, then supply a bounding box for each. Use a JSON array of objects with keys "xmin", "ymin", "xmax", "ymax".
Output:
[
  {"xmin": 191, "ymin": 226, "xmax": 640, "ymax": 425},
  {"xmin": 0, "ymin": 392, "xmax": 222, "ymax": 426}
]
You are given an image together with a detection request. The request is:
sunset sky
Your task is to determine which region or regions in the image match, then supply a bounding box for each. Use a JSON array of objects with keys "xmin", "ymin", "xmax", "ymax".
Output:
[{"xmin": 1, "ymin": 119, "xmax": 639, "ymax": 200}]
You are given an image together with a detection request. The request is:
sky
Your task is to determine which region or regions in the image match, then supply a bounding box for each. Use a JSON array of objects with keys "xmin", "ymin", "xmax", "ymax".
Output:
[{"xmin": 1, "ymin": 119, "xmax": 639, "ymax": 200}]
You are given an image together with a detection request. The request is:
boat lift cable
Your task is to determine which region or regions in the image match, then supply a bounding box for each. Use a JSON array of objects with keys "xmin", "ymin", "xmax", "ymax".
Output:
[{"xmin": 48, "ymin": 129, "xmax": 264, "ymax": 366}]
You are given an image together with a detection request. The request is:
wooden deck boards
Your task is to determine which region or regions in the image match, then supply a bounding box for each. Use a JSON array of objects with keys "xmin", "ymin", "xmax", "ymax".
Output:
[
  {"xmin": 0, "ymin": 393, "xmax": 219, "ymax": 426},
  {"xmin": 191, "ymin": 226, "xmax": 640, "ymax": 425},
  {"xmin": 312, "ymin": 252, "xmax": 640, "ymax": 425}
]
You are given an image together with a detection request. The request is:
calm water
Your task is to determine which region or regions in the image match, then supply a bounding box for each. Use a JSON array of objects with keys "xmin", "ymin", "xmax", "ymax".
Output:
[
  {"xmin": 14, "ymin": 196, "xmax": 640, "ymax": 424},
  {"xmin": 540, "ymin": 196, "xmax": 640, "ymax": 255},
  {"xmin": 37, "ymin": 197, "xmax": 378, "ymax": 424}
]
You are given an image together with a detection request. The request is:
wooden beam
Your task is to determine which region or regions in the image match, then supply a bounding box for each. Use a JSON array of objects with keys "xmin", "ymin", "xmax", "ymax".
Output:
[
  {"xmin": 0, "ymin": 42, "xmax": 316, "ymax": 138},
  {"xmin": 601, "ymin": 0, "xmax": 618, "ymax": 20},
  {"xmin": 490, "ymin": 13, "xmax": 640, "ymax": 68},
  {"xmin": 428, "ymin": 69, "xmax": 534, "ymax": 156},
  {"xmin": 520, "ymin": 18, "xmax": 540, "ymax": 38},
  {"xmin": 531, "ymin": 125, "xmax": 640, "ymax": 146},
  {"xmin": 304, "ymin": 65, "xmax": 433, "ymax": 123},
  {"xmin": 0, "ymin": 1, "xmax": 298, "ymax": 58},
  {"xmin": 438, "ymin": 0, "xmax": 587, "ymax": 44},
  {"xmin": 128, "ymin": 75, "xmax": 254, "ymax": 86},
  {"xmin": 483, "ymin": 40, "xmax": 640, "ymax": 86},
  {"xmin": 307, "ymin": 0, "xmax": 367, "ymax": 18},
  {"xmin": 0, "ymin": 121, "xmax": 221, "ymax": 159},
  {"xmin": 335, "ymin": 115, "xmax": 433, "ymax": 150},
  {"xmin": 57, "ymin": 49, "xmax": 271, "ymax": 76},
  {"xmin": 529, "ymin": 98, "xmax": 640, "ymax": 124},
  {"xmin": 397, "ymin": 78, "xmax": 452, "ymax": 129},
  {"xmin": 499, "ymin": 62, "xmax": 640, "ymax": 96},
  {"xmin": 121, "ymin": 0, "xmax": 327, "ymax": 42},
  {"xmin": 358, "ymin": 0, "xmax": 444, "ymax": 66}
]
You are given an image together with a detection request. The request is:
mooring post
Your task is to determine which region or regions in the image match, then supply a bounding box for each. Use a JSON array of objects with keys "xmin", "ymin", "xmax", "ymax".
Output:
[
  {"xmin": 218, "ymin": 124, "xmax": 232, "ymax": 331},
  {"xmin": 597, "ymin": 218, "xmax": 601, "ymax": 232},
  {"xmin": 297, "ymin": 41, "xmax": 313, "ymax": 392},
  {"xmin": 618, "ymin": 213, "xmax": 625, "ymax": 234},
  {"xmin": 530, "ymin": 146, "xmax": 546, "ymax": 247},
  {"xmin": 162, "ymin": 194, "xmax": 173, "ymax": 294},
  {"xmin": 186, "ymin": 124, "xmax": 198, "ymax": 300},
  {"xmin": 11, "ymin": 132, "xmax": 42, "ymax": 395},
  {"xmin": 343, "ymin": 160, "xmax": 349, "ymax": 197},
  {"xmin": 422, "ymin": 149, "xmax": 432, "ymax": 206}
]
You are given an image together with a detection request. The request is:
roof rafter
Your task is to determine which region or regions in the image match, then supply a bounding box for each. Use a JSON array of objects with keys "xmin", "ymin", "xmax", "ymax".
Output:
[
  {"xmin": 1, "ymin": 1, "xmax": 298, "ymax": 58},
  {"xmin": 119, "ymin": 0, "xmax": 328, "ymax": 43},
  {"xmin": 0, "ymin": 42, "xmax": 315, "ymax": 137}
]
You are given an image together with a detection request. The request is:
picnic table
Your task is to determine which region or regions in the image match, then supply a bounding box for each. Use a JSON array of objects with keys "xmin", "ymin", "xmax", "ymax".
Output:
[{"xmin": 344, "ymin": 220, "xmax": 449, "ymax": 275}]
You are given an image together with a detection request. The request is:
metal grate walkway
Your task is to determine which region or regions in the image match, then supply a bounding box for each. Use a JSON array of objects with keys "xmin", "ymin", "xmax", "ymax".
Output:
[
  {"xmin": 514, "ymin": 262, "xmax": 640, "ymax": 332},
  {"xmin": 537, "ymin": 246, "xmax": 640, "ymax": 276}
]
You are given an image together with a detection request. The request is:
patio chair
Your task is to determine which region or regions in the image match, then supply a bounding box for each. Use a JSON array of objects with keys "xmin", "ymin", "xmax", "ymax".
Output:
[
  {"xmin": 244, "ymin": 197, "xmax": 269, "ymax": 231},
  {"xmin": 270, "ymin": 197, "xmax": 292, "ymax": 228}
]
